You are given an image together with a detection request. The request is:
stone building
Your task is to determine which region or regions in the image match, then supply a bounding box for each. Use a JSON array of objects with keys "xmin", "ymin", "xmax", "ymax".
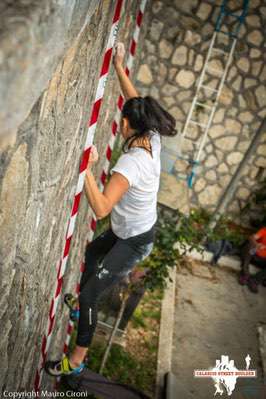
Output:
[
  {"xmin": 136, "ymin": 0, "xmax": 266, "ymax": 217},
  {"xmin": 0, "ymin": 0, "xmax": 141, "ymax": 392}
]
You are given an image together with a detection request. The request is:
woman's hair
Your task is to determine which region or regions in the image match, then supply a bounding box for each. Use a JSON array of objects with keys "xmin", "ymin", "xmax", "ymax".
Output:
[{"xmin": 121, "ymin": 96, "xmax": 177, "ymax": 152}]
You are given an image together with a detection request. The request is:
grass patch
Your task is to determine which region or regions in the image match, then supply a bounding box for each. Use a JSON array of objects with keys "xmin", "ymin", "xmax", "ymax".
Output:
[
  {"xmin": 87, "ymin": 341, "xmax": 154, "ymax": 390},
  {"xmin": 131, "ymin": 308, "xmax": 147, "ymax": 328}
]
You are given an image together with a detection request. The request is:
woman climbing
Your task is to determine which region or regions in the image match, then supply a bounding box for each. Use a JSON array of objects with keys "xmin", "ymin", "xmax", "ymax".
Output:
[{"xmin": 44, "ymin": 43, "xmax": 177, "ymax": 376}]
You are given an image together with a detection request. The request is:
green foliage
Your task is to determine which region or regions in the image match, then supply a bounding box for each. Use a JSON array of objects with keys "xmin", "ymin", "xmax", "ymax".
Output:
[
  {"xmin": 209, "ymin": 216, "xmax": 247, "ymax": 246},
  {"xmin": 179, "ymin": 208, "xmax": 247, "ymax": 246},
  {"xmin": 89, "ymin": 342, "xmax": 154, "ymax": 392},
  {"xmin": 140, "ymin": 209, "xmax": 182, "ymax": 291},
  {"xmin": 131, "ymin": 307, "xmax": 146, "ymax": 328},
  {"xmin": 140, "ymin": 206, "xmax": 247, "ymax": 291},
  {"xmin": 95, "ymin": 205, "xmax": 247, "ymax": 293}
]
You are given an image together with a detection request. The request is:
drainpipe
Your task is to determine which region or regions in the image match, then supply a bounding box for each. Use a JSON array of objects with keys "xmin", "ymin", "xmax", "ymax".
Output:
[{"xmin": 209, "ymin": 118, "xmax": 266, "ymax": 230}]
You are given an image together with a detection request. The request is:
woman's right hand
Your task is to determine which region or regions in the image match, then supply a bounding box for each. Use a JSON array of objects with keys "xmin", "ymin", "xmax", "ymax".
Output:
[{"xmin": 113, "ymin": 42, "xmax": 125, "ymax": 69}]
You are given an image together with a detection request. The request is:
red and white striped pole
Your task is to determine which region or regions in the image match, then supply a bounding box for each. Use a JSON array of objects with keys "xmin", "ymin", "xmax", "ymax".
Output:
[
  {"xmin": 34, "ymin": 0, "xmax": 124, "ymax": 391},
  {"xmin": 62, "ymin": 0, "xmax": 147, "ymax": 356}
]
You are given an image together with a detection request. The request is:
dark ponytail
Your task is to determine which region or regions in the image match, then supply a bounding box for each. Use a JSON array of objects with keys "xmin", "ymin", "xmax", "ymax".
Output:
[{"xmin": 121, "ymin": 96, "xmax": 177, "ymax": 152}]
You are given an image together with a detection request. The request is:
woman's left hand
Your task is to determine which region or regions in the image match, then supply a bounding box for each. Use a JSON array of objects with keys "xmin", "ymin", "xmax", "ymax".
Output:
[
  {"xmin": 87, "ymin": 145, "xmax": 99, "ymax": 170},
  {"xmin": 113, "ymin": 42, "xmax": 125, "ymax": 69}
]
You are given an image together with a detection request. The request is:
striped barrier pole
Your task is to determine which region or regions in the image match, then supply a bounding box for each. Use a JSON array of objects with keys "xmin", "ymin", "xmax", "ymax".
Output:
[
  {"xmin": 62, "ymin": 0, "xmax": 147, "ymax": 356},
  {"xmin": 34, "ymin": 0, "xmax": 124, "ymax": 391}
]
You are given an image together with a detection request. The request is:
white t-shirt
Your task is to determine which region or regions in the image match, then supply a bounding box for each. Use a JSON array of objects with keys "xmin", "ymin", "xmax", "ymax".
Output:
[{"xmin": 110, "ymin": 131, "xmax": 161, "ymax": 239}]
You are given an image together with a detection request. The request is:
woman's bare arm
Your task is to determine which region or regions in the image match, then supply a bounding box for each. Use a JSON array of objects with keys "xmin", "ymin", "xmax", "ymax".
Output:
[
  {"xmin": 84, "ymin": 169, "xmax": 129, "ymax": 219},
  {"xmin": 114, "ymin": 43, "xmax": 139, "ymax": 100}
]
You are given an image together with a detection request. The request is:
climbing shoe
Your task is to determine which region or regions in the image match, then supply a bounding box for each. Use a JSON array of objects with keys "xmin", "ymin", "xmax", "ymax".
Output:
[
  {"xmin": 64, "ymin": 293, "xmax": 80, "ymax": 322},
  {"xmin": 64, "ymin": 293, "xmax": 78, "ymax": 310},
  {"xmin": 44, "ymin": 355, "xmax": 85, "ymax": 377},
  {"xmin": 247, "ymin": 277, "xmax": 259, "ymax": 294}
]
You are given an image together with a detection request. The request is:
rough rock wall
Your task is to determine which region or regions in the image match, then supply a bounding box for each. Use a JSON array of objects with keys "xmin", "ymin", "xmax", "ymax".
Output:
[
  {"xmin": 0, "ymin": 0, "xmax": 140, "ymax": 391},
  {"xmin": 135, "ymin": 0, "xmax": 266, "ymax": 218}
]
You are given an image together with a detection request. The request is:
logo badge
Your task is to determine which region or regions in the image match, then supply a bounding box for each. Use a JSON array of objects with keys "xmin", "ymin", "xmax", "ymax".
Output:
[{"xmin": 194, "ymin": 355, "xmax": 257, "ymax": 396}]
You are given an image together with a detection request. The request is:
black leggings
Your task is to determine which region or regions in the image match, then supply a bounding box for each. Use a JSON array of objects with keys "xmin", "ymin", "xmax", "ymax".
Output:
[{"xmin": 76, "ymin": 226, "xmax": 155, "ymax": 347}]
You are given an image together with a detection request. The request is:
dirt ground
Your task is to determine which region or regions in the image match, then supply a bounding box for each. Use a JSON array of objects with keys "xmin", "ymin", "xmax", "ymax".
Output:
[{"xmin": 171, "ymin": 258, "xmax": 266, "ymax": 399}]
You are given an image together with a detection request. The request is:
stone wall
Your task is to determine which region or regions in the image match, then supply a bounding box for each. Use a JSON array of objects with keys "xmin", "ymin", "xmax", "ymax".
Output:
[
  {"xmin": 0, "ymin": 0, "xmax": 140, "ymax": 391},
  {"xmin": 135, "ymin": 0, "xmax": 266, "ymax": 219}
]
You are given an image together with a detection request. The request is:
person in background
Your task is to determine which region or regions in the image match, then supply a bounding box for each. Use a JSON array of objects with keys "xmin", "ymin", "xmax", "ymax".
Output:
[{"xmin": 239, "ymin": 226, "xmax": 266, "ymax": 293}]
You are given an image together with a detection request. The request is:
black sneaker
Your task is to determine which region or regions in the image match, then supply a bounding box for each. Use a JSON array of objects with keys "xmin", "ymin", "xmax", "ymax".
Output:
[{"xmin": 44, "ymin": 355, "xmax": 85, "ymax": 377}]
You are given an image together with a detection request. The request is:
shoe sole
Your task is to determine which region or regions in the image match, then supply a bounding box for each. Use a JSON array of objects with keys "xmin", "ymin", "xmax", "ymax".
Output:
[
  {"xmin": 44, "ymin": 361, "xmax": 84, "ymax": 377},
  {"xmin": 44, "ymin": 361, "xmax": 65, "ymax": 377}
]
